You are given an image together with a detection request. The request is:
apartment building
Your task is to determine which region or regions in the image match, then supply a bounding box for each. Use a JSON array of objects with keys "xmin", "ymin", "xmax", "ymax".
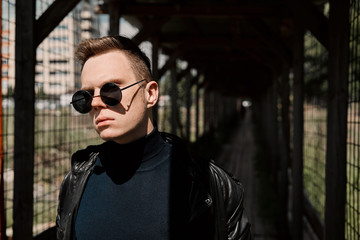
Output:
[
  {"xmin": 1, "ymin": 0, "xmax": 100, "ymax": 97},
  {"xmin": 36, "ymin": 0, "xmax": 100, "ymax": 96}
]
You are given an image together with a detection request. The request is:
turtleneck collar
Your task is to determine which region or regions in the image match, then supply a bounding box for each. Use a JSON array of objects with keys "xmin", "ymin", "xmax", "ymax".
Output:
[
  {"xmin": 101, "ymin": 127, "xmax": 165, "ymax": 161},
  {"xmin": 94, "ymin": 128, "xmax": 168, "ymax": 184}
]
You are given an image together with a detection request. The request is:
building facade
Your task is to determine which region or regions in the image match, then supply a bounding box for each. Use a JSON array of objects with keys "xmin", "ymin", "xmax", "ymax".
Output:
[{"xmin": 1, "ymin": 0, "xmax": 100, "ymax": 97}]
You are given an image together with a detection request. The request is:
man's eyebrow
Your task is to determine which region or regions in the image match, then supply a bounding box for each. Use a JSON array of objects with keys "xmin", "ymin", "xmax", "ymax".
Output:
[
  {"xmin": 111, "ymin": 78, "xmax": 126, "ymax": 84},
  {"xmin": 80, "ymin": 85, "xmax": 92, "ymax": 91}
]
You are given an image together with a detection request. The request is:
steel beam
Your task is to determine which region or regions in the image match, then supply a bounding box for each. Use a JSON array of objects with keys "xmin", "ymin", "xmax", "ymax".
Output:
[
  {"xmin": 97, "ymin": 2, "xmax": 288, "ymax": 18},
  {"xmin": 284, "ymin": 0, "xmax": 329, "ymax": 49},
  {"xmin": 325, "ymin": 0, "xmax": 349, "ymax": 239},
  {"xmin": 279, "ymin": 66, "xmax": 291, "ymax": 239},
  {"xmin": 152, "ymin": 37, "xmax": 159, "ymax": 123},
  {"xmin": 109, "ymin": 1, "xmax": 120, "ymax": 35},
  {"xmin": 291, "ymin": 24, "xmax": 304, "ymax": 240},
  {"xmin": 132, "ymin": 18, "xmax": 169, "ymax": 45},
  {"xmin": 246, "ymin": 19, "xmax": 292, "ymax": 63},
  {"xmin": 14, "ymin": 0, "xmax": 35, "ymax": 239},
  {"xmin": 170, "ymin": 64, "xmax": 177, "ymax": 135},
  {"xmin": 185, "ymin": 74, "xmax": 191, "ymax": 141},
  {"xmin": 35, "ymin": 0, "xmax": 81, "ymax": 47},
  {"xmin": 159, "ymin": 48, "xmax": 183, "ymax": 79}
]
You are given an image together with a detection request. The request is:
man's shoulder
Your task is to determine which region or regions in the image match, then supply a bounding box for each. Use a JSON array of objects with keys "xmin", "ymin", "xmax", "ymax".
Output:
[
  {"xmin": 159, "ymin": 132, "xmax": 184, "ymax": 145},
  {"xmin": 158, "ymin": 132, "xmax": 193, "ymax": 160},
  {"xmin": 70, "ymin": 144, "xmax": 103, "ymax": 171},
  {"xmin": 209, "ymin": 161, "xmax": 244, "ymax": 197}
]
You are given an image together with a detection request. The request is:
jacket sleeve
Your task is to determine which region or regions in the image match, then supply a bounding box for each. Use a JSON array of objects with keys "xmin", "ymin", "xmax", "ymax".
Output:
[
  {"xmin": 56, "ymin": 172, "xmax": 72, "ymax": 240},
  {"xmin": 209, "ymin": 162, "xmax": 252, "ymax": 240}
]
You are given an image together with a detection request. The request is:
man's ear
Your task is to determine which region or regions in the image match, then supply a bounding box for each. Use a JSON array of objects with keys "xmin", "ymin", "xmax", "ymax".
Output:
[{"xmin": 145, "ymin": 81, "xmax": 158, "ymax": 108}]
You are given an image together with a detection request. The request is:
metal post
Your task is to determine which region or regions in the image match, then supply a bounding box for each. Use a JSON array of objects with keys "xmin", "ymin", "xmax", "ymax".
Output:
[
  {"xmin": 292, "ymin": 24, "xmax": 304, "ymax": 240},
  {"xmin": 279, "ymin": 66, "xmax": 290, "ymax": 240},
  {"xmin": 170, "ymin": 64, "xmax": 177, "ymax": 135},
  {"xmin": 185, "ymin": 74, "xmax": 191, "ymax": 141},
  {"xmin": 0, "ymin": 0, "xmax": 6, "ymax": 238},
  {"xmin": 325, "ymin": 0, "xmax": 349, "ymax": 239},
  {"xmin": 269, "ymin": 79, "xmax": 279, "ymax": 180},
  {"xmin": 195, "ymin": 80, "xmax": 200, "ymax": 141},
  {"xmin": 216, "ymin": 93, "xmax": 221, "ymax": 128},
  {"xmin": 152, "ymin": 37, "xmax": 159, "ymax": 123},
  {"xmin": 213, "ymin": 92, "xmax": 218, "ymax": 129},
  {"xmin": 210, "ymin": 92, "xmax": 214, "ymax": 130},
  {"xmin": 203, "ymin": 88, "xmax": 208, "ymax": 134},
  {"xmin": 14, "ymin": 0, "xmax": 35, "ymax": 239},
  {"xmin": 108, "ymin": 1, "xmax": 120, "ymax": 35}
]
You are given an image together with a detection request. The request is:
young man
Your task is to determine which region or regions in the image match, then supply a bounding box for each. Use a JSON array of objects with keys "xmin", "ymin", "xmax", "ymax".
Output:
[{"xmin": 56, "ymin": 35, "xmax": 251, "ymax": 240}]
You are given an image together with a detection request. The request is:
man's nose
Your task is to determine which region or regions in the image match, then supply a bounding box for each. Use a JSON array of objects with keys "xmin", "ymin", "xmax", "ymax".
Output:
[{"xmin": 91, "ymin": 94, "xmax": 106, "ymax": 109}]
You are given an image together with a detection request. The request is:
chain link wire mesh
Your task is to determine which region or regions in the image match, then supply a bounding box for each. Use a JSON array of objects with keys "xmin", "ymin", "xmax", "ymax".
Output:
[
  {"xmin": 1, "ymin": 0, "xmax": 16, "ymax": 236},
  {"xmin": 1, "ymin": 0, "xmax": 102, "ymax": 236},
  {"xmin": 33, "ymin": 0, "xmax": 101, "ymax": 235},
  {"xmin": 346, "ymin": 0, "xmax": 360, "ymax": 238},
  {"xmin": 303, "ymin": 31, "xmax": 328, "ymax": 220}
]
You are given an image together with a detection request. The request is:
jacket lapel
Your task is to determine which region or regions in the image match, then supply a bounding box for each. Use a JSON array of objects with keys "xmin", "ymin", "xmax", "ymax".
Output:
[{"xmin": 164, "ymin": 132, "xmax": 214, "ymax": 239}]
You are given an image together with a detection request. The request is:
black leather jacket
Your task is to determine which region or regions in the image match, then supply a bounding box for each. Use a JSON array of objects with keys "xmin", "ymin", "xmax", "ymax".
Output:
[{"xmin": 56, "ymin": 133, "xmax": 251, "ymax": 240}]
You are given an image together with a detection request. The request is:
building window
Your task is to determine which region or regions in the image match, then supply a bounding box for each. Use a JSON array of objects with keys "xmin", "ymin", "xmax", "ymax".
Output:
[
  {"xmin": 50, "ymin": 70, "xmax": 69, "ymax": 75},
  {"xmin": 49, "ymin": 59, "xmax": 69, "ymax": 64}
]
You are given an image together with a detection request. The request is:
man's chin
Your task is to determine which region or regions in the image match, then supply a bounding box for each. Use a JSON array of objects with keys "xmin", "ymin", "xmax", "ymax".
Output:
[
  {"xmin": 99, "ymin": 134, "xmax": 118, "ymax": 142},
  {"xmin": 97, "ymin": 128, "xmax": 117, "ymax": 141},
  {"xmin": 98, "ymin": 130, "xmax": 128, "ymax": 143}
]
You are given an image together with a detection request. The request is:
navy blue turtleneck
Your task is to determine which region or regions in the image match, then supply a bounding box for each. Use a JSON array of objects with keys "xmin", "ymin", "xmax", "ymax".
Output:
[{"xmin": 75, "ymin": 129, "xmax": 172, "ymax": 240}]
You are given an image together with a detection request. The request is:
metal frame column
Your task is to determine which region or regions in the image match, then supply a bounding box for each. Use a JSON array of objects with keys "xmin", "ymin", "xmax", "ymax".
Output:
[
  {"xmin": 185, "ymin": 74, "xmax": 191, "ymax": 141},
  {"xmin": 0, "ymin": 0, "xmax": 6, "ymax": 238},
  {"xmin": 14, "ymin": 0, "xmax": 35, "ymax": 239},
  {"xmin": 170, "ymin": 64, "xmax": 177, "ymax": 135},
  {"xmin": 279, "ymin": 66, "xmax": 290, "ymax": 240},
  {"xmin": 152, "ymin": 37, "xmax": 159, "ymax": 122},
  {"xmin": 325, "ymin": 0, "xmax": 349, "ymax": 239},
  {"xmin": 109, "ymin": 1, "xmax": 120, "ymax": 35},
  {"xmin": 203, "ymin": 86, "xmax": 208, "ymax": 134},
  {"xmin": 195, "ymin": 79, "xmax": 200, "ymax": 141},
  {"xmin": 292, "ymin": 24, "xmax": 304, "ymax": 240}
]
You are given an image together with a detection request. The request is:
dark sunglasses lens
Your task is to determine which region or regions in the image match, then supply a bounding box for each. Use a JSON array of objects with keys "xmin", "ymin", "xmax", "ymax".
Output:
[
  {"xmin": 100, "ymin": 82, "xmax": 122, "ymax": 106},
  {"xmin": 71, "ymin": 90, "xmax": 93, "ymax": 113}
]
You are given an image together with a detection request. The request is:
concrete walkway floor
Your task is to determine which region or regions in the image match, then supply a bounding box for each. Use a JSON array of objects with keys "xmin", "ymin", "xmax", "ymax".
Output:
[{"xmin": 216, "ymin": 110, "xmax": 278, "ymax": 239}]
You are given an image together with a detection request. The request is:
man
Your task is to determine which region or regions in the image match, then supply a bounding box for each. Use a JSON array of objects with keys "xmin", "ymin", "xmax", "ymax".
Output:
[{"xmin": 56, "ymin": 35, "xmax": 251, "ymax": 240}]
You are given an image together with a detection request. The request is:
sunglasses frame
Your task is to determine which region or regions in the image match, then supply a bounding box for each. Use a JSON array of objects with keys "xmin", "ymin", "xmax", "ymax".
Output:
[{"xmin": 70, "ymin": 79, "xmax": 146, "ymax": 113}]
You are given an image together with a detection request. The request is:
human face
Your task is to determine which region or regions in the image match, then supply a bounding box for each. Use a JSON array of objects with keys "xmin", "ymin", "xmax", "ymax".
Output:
[{"xmin": 81, "ymin": 50, "xmax": 156, "ymax": 144}]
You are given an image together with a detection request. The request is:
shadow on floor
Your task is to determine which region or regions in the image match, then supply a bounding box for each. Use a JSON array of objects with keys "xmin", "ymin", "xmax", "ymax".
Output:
[{"xmin": 215, "ymin": 110, "xmax": 278, "ymax": 240}]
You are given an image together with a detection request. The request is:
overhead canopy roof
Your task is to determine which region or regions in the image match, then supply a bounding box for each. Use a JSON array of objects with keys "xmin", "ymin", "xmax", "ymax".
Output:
[{"xmin": 94, "ymin": 0, "xmax": 329, "ymax": 98}]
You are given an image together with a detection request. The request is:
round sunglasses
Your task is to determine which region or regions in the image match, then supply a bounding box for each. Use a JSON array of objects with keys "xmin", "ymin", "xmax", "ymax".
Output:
[{"xmin": 70, "ymin": 79, "xmax": 146, "ymax": 113}]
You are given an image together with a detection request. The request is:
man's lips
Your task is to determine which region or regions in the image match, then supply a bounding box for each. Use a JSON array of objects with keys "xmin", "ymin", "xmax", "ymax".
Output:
[{"xmin": 95, "ymin": 117, "xmax": 114, "ymax": 126}]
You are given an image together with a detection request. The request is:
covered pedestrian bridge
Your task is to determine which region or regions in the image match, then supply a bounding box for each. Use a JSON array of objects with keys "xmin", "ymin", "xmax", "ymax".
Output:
[{"xmin": 0, "ymin": 0, "xmax": 357, "ymax": 239}]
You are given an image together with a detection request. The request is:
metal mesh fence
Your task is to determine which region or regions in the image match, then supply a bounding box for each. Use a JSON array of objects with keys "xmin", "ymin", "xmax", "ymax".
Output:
[
  {"xmin": 346, "ymin": 0, "xmax": 360, "ymax": 238},
  {"xmin": 1, "ymin": 0, "xmax": 16, "ymax": 235},
  {"xmin": 1, "ymin": 0, "xmax": 102, "ymax": 236},
  {"xmin": 157, "ymin": 71, "xmax": 205, "ymax": 142},
  {"xmin": 33, "ymin": 0, "xmax": 101, "ymax": 235},
  {"xmin": 158, "ymin": 72, "xmax": 172, "ymax": 133},
  {"xmin": 303, "ymin": 31, "xmax": 328, "ymax": 220}
]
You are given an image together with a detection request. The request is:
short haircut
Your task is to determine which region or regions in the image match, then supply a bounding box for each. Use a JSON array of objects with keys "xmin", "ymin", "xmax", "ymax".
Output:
[{"xmin": 75, "ymin": 35, "xmax": 152, "ymax": 82}]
